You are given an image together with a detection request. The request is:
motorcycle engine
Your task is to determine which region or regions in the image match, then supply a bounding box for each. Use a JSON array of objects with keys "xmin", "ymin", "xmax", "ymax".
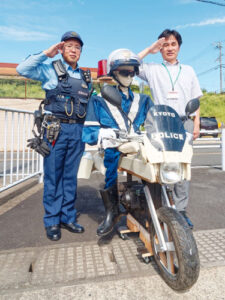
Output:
[{"xmin": 120, "ymin": 184, "xmax": 146, "ymax": 211}]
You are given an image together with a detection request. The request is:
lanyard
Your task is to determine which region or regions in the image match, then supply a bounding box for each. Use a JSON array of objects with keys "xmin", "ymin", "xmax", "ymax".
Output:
[{"xmin": 162, "ymin": 63, "xmax": 182, "ymax": 91}]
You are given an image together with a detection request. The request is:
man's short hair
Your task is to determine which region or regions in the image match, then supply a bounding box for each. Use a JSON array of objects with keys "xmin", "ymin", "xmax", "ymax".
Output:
[{"xmin": 158, "ymin": 29, "xmax": 182, "ymax": 47}]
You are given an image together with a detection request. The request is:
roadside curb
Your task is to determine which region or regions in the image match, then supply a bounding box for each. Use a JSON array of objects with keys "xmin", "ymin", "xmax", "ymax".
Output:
[{"xmin": 0, "ymin": 179, "xmax": 42, "ymax": 216}]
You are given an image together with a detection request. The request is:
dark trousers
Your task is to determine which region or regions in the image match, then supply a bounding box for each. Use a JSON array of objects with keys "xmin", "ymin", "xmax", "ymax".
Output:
[
  {"xmin": 173, "ymin": 119, "xmax": 194, "ymax": 211},
  {"xmin": 43, "ymin": 123, "xmax": 85, "ymax": 227}
]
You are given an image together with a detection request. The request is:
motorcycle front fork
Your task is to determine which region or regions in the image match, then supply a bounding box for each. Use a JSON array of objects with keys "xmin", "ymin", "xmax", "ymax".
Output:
[
  {"xmin": 143, "ymin": 184, "xmax": 175, "ymax": 252},
  {"xmin": 162, "ymin": 185, "xmax": 176, "ymax": 209}
]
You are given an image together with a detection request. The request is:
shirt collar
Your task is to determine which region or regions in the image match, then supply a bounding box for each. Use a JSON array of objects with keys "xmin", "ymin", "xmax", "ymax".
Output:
[
  {"xmin": 163, "ymin": 59, "xmax": 180, "ymax": 66},
  {"xmin": 120, "ymin": 87, "xmax": 134, "ymax": 101},
  {"xmin": 61, "ymin": 58, "xmax": 80, "ymax": 72}
]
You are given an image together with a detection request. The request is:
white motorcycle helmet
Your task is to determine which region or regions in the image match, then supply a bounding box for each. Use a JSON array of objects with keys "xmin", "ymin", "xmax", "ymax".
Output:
[
  {"xmin": 107, "ymin": 49, "xmax": 140, "ymax": 76},
  {"xmin": 107, "ymin": 49, "xmax": 140, "ymax": 87}
]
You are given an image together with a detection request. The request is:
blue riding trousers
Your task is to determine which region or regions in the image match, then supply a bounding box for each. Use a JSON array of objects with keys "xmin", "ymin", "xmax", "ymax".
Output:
[{"xmin": 104, "ymin": 148, "xmax": 121, "ymax": 189}]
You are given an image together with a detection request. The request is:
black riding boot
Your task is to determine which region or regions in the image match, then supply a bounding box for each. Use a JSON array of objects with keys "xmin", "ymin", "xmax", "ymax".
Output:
[{"xmin": 97, "ymin": 184, "xmax": 119, "ymax": 236}]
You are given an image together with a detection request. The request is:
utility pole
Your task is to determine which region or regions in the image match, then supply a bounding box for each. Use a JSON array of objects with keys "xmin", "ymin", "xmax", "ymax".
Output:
[{"xmin": 215, "ymin": 42, "xmax": 223, "ymax": 93}]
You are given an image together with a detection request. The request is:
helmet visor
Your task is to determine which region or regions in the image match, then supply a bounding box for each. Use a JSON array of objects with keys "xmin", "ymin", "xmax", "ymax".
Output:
[
  {"xmin": 110, "ymin": 58, "xmax": 140, "ymax": 71},
  {"xmin": 118, "ymin": 70, "xmax": 136, "ymax": 77}
]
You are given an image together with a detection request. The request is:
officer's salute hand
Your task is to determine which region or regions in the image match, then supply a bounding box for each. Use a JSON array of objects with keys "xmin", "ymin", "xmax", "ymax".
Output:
[
  {"xmin": 148, "ymin": 38, "xmax": 166, "ymax": 54},
  {"xmin": 43, "ymin": 42, "xmax": 65, "ymax": 58}
]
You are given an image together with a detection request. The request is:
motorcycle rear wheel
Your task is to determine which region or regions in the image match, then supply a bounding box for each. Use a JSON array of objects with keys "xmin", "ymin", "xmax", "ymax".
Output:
[{"xmin": 150, "ymin": 207, "xmax": 200, "ymax": 292}]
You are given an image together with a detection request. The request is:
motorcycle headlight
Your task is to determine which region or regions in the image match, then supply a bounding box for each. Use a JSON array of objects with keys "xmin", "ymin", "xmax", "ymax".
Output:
[{"xmin": 160, "ymin": 162, "xmax": 182, "ymax": 184}]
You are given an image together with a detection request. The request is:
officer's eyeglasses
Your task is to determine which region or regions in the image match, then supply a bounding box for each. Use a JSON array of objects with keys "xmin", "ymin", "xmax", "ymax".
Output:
[
  {"xmin": 118, "ymin": 70, "xmax": 135, "ymax": 77},
  {"xmin": 64, "ymin": 44, "xmax": 82, "ymax": 52}
]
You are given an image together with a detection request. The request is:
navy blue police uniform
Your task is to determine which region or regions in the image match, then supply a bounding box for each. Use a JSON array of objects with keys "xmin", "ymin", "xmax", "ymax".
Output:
[{"xmin": 16, "ymin": 33, "xmax": 91, "ymax": 231}]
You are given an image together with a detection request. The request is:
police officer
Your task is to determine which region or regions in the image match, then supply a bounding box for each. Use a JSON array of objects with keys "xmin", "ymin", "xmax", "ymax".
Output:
[
  {"xmin": 82, "ymin": 49, "xmax": 153, "ymax": 236},
  {"xmin": 17, "ymin": 31, "xmax": 91, "ymax": 241}
]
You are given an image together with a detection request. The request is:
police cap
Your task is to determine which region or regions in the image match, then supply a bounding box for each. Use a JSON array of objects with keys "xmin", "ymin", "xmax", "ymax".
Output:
[{"xmin": 61, "ymin": 31, "xmax": 83, "ymax": 47}]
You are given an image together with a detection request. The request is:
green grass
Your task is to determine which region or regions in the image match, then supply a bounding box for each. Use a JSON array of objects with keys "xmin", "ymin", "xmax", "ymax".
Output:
[
  {"xmin": 200, "ymin": 92, "xmax": 225, "ymax": 123},
  {"xmin": 0, "ymin": 78, "xmax": 44, "ymax": 99},
  {"xmin": 0, "ymin": 78, "xmax": 224, "ymax": 122}
]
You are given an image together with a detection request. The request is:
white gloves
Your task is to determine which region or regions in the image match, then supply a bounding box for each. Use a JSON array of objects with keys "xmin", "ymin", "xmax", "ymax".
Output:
[{"xmin": 98, "ymin": 128, "xmax": 118, "ymax": 149}]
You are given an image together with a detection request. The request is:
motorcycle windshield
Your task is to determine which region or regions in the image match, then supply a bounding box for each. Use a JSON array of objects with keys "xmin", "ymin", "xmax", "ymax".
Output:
[{"xmin": 145, "ymin": 105, "xmax": 186, "ymax": 152}]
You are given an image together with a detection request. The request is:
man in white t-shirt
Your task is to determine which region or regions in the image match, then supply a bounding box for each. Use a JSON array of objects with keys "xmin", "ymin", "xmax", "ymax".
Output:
[{"xmin": 137, "ymin": 29, "xmax": 203, "ymax": 229}]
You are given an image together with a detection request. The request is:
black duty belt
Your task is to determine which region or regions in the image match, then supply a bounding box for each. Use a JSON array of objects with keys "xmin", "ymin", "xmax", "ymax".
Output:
[
  {"xmin": 59, "ymin": 119, "xmax": 84, "ymax": 124},
  {"xmin": 44, "ymin": 115, "xmax": 84, "ymax": 124}
]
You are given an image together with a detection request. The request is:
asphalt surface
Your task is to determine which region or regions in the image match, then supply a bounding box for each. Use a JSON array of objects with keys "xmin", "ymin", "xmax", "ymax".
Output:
[{"xmin": 0, "ymin": 168, "xmax": 225, "ymax": 250}]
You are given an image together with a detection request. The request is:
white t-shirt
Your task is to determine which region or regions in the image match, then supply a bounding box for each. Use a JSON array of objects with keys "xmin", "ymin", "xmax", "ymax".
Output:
[{"xmin": 138, "ymin": 60, "xmax": 203, "ymax": 117}]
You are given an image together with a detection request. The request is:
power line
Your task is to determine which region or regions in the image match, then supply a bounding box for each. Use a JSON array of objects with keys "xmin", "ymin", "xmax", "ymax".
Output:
[
  {"xmin": 197, "ymin": 65, "xmax": 220, "ymax": 76},
  {"xmin": 184, "ymin": 45, "xmax": 212, "ymax": 64},
  {"xmin": 197, "ymin": 65, "xmax": 225, "ymax": 76},
  {"xmin": 195, "ymin": 0, "xmax": 225, "ymax": 6}
]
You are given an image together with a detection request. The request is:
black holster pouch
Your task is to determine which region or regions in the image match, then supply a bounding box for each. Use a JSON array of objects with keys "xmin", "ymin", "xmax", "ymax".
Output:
[
  {"xmin": 34, "ymin": 109, "xmax": 43, "ymax": 134},
  {"xmin": 26, "ymin": 101, "xmax": 51, "ymax": 157}
]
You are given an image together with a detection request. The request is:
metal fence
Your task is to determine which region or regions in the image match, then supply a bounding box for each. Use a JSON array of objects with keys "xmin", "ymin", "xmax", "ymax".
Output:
[{"xmin": 0, "ymin": 106, "xmax": 43, "ymax": 193}]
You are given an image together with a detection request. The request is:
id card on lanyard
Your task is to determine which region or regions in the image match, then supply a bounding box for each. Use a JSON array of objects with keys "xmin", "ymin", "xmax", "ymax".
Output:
[{"xmin": 162, "ymin": 63, "xmax": 181, "ymax": 100}]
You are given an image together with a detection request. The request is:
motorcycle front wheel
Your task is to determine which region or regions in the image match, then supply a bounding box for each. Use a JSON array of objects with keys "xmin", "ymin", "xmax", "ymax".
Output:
[{"xmin": 150, "ymin": 206, "xmax": 200, "ymax": 292}]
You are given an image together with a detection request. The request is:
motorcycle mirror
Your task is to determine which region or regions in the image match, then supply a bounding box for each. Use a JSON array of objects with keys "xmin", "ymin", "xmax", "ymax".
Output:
[
  {"xmin": 185, "ymin": 98, "xmax": 200, "ymax": 117},
  {"xmin": 100, "ymin": 84, "xmax": 122, "ymax": 108}
]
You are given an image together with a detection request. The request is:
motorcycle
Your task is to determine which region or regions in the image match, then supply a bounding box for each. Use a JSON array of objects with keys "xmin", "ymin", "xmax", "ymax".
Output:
[{"xmin": 78, "ymin": 85, "xmax": 200, "ymax": 292}]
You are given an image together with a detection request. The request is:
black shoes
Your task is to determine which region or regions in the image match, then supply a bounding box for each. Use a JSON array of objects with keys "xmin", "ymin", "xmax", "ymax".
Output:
[
  {"xmin": 46, "ymin": 225, "xmax": 61, "ymax": 241},
  {"xmin": 61, "ymin": 222, "xmax": 85, "ymax": 233},
  {"xmin": 45, "ymin": 222, "xmax": 84, "ymax": 240},
  {"xmin": 180, "ymin": 211, "xmax": 194, "ymax": 229}
]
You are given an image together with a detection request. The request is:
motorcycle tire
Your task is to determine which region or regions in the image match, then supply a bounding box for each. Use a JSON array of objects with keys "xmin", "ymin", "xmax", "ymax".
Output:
[{"xmin": 150, "ymin": 206, "xmax": 200, "ymax": 292}]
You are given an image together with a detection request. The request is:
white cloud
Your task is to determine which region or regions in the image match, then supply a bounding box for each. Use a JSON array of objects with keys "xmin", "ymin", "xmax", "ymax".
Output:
[
  {"xmin": 176, "ymin": 16, "xmax": 225, "ymax": 29},
  {"xmin": 0, "ymin": 26, "xmax": 56, "ymax": 41}
]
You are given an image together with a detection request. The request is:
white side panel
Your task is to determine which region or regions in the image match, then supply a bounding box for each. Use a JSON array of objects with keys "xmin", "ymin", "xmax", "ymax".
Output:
[
  {"xmin": 93, "ymin": 152, "xmax": 106, "ymax": 175},
  {"xmin": 119, "ymin": 157, "xmax": 157, "ymax": 182},
  {"xmin": 77, "ymin": 156, "xmax": 93, "ymax": 179}
]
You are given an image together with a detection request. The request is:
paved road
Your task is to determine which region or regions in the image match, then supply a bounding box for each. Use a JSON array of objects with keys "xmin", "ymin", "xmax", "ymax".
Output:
[
  {"xmin": 0, "ymin": 167, "xmax": 225, "ymax": 250},
  {"xmin": 193, "ymin": 138, "xmax": 222, "ymax": 167}
]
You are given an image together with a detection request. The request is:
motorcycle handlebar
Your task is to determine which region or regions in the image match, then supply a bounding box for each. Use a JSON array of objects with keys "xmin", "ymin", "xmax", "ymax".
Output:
[{"xmin": 109, "ymin": 130, "xmax": 145, "ymax": 143}]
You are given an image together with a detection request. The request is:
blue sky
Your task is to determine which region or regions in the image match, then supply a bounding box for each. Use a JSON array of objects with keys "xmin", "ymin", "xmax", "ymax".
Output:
[{"xmin": 1, "ymin": 0, "xmax": 225, "ymax": 92}]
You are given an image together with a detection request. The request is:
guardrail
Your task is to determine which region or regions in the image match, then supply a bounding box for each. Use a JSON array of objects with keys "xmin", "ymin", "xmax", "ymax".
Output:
[{"xmin": 0, "ymin": 106, "xmax": 43, "ymax": 193}]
